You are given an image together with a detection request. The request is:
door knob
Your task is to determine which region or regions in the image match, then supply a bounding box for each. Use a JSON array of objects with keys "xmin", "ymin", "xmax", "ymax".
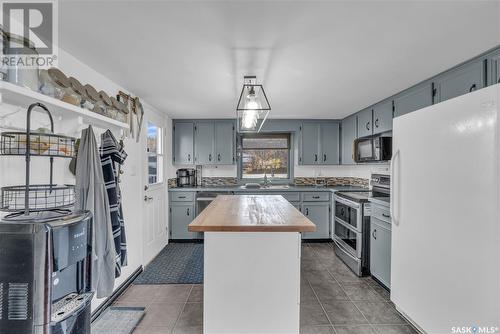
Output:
[{"xmin": 144, "ymin": 196, "xmax": 153, "ymax": 202}]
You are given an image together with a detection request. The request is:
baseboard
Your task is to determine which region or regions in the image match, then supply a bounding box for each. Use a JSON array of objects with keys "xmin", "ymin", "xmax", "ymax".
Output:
[{"xmin": 91, "ymin": 266, "xmax": 143, "ymax": 322}]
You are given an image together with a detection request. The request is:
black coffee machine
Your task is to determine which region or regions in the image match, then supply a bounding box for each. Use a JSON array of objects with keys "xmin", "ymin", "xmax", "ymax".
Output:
[
  {"xmin": 176, "ymin": 168, "xmax": 196, "ymax": 187},
  {"xmin": 0, "ymin": 211, "xmax": 93, "ymax": 334}
]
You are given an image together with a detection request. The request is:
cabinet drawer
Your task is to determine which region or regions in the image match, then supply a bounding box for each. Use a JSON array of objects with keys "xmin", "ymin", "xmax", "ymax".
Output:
[
  {"xmin": 281, "ymin": 192, "xmax": 300, "ymax": 202},
  {"xmin": 302, "ymin": 192, "xmax": 330, "ymax": 202},
  {"xmin": 170, "ymin": 191, "xmax": 195, "ymax": 202},
  {"xmin": 371, "ymin": 204, "xmax": 391, "ymax": 223}
]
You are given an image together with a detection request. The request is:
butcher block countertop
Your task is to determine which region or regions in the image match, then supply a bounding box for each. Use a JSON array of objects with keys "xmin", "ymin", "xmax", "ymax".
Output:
[{"xmin": 188, "ymin": 195, "xmax": 316, "ymax": 232}]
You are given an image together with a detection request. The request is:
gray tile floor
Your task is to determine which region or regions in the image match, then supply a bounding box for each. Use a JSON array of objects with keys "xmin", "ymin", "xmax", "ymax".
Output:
[{"xmin": 115, "ymin": 242, "xmax": 417, "ymax": 334}]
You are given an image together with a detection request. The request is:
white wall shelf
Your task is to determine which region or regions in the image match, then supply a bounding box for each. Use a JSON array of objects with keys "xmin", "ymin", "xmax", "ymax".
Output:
[{"xmin": 0, "ymin": 81, "xmax": 129, "ymax": 130}]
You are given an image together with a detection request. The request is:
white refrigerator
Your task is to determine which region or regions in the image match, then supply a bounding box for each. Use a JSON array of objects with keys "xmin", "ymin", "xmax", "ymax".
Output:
[{"xmin": 391, "ymin": 83, "xmax": 500, "ymax": 334}]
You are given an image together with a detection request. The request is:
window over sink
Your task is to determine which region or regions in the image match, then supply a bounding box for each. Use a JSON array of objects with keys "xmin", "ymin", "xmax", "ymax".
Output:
[{"xmin": 238, "ymin": 133, "xmax": 292, "ymax": 182}]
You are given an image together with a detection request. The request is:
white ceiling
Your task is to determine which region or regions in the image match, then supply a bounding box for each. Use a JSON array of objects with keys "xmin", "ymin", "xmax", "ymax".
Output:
[{"xmin": 59, "ymin": 0, "xmax": 500, "ymax": 119}]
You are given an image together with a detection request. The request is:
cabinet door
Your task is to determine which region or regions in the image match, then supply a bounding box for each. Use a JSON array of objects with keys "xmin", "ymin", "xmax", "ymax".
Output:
[
  {"xmin": 195, "ymin": 121, "xmax": 215, "ymax": 165},
  {"xmin": 173, "ymin": 122, "xmax": 194, "ymax": 165},
  {"xmin": 357, "ymin": 108, "xmax": 373, "ymax": 138},
  {"xmin": 372, "ymin": 100, "xmax": 393, "ymax": 134},
  {"xmin": 393, "ymin": 83, "xmax": 433, "ymax": 117},
  {"xmin": 489, "ymin": 51, "xmax": 500, "ymax": 86},
  {"xmin": 300, "ymin": 123, "xmax": 320, "ymax": 165},
  {"xmin": 436, "ymin": 59, "xmax": 485, "ymax": 102},
  {"xmin": 302, "ymin": 203, "xmax": 330, "ymax": 239},
  {"xmin": 370, "ymin": 217, "xmax": 392, "ymax": 288},
  {"xmin": 341, "ymin": 114, "xmax": 357, "ymax": 165},
  {"xmin": 215, "ymin": 121, "xmax": 234, "ymax": 164},
  {"xmin": 320, "ymin": 123, "xmax": 339, "ymax": 165},
  {"xmin": 170, "ymin": 204, "xmax": 196, "ymax": 239}
]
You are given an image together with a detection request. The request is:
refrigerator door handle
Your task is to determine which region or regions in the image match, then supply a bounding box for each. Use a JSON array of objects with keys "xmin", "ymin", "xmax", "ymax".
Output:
[{"xmin": 390, "ymin": 149, "xmax": 400, "ymax": 225}]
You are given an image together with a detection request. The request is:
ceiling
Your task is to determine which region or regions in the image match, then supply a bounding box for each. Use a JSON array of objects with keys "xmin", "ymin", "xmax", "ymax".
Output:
[{"xmin": 59, "ymin": 1, "xmax": 500, "ymax": 119}]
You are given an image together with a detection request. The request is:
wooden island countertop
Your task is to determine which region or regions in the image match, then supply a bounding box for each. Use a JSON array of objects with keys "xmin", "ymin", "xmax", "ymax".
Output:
[{"xmin": 188, "ymin": 195, "xmax": 316, "ymax": 232}]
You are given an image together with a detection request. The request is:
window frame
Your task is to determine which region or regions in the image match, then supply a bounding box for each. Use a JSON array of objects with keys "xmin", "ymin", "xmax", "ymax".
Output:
[
  {"xmin": 237, "ymin": 132, "xmax": 294, "ymax": 184},
  {"xmin": 147, "ymin": 122, "xmax": 164, "ymax": 186}
]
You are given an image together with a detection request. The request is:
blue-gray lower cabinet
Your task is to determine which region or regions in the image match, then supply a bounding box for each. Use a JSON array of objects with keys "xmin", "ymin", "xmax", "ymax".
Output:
[
  {"xmin": 372, "ymin": 100, "xmax": 393, "ymax": 135},
  {"xmin": 393, "ymin": 82, "xmax": 433, "ymax": 117},
  {"xmin": 370, "ymin": 216, "xmax": 391, "ymax": 289},
  {"xmin": 357, "ymin": 108, "xmax": 373, "ymax": 138},
  {"xmin": 302, "ymin": 202, "xmax": 330, "ymax": 239},
  {"xmin": 436, "ymin": 59, "xmax": 486, "ymax": 103},
  {"xmin": 170, "ymin": 203, "xmax": 197, "ymax": 239},
  {"xmin": 341, "ymin": 114, "xmax": 357, "ymax": 165}
]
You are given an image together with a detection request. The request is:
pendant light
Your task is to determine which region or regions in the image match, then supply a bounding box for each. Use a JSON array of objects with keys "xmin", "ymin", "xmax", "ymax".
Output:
[{"xmin": 236, "ymin": 76, "xmax": 271, "ymax": 133}]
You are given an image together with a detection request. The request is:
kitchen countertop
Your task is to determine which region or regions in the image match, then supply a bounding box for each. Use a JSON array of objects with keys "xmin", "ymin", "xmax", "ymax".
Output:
[
  {"xmin": 188, "ymin": 195, "xmax": 316, "ymax": 232},
  {"xmin": 169, "ymin": 185, "xmax": 366, "ymax": 192}
]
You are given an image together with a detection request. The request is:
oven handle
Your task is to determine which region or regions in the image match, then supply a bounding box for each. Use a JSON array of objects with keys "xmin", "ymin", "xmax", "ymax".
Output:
[
  {"xmin": 332, "ymin": 236, "xmax": 358, "ymax": 260},
  {"xmin": 196, "ymin": 197, "xmax": 217, "ymax": 201},
  {"xmin": 334, "ymin": 195, "xmax": 360, "ymax": 209}
]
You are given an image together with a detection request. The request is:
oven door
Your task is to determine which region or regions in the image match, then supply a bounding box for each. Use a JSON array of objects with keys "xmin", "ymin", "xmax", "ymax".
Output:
[
  {"xmin": 333, "ymin": 218, "xmax": 362, "ymax": 258},
  {"xmin": 334, "ymin": 196, "xmax": 362, "ymax": 232}
]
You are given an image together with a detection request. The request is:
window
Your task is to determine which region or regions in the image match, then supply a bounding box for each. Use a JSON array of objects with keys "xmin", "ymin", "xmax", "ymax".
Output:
[
  {"xmin": 147, "ymin": 122, "xmax": 164, "ymax": 184},
  {"xmin": 240, "ymin": 133, "xmax": 291, "ymax": 180}
]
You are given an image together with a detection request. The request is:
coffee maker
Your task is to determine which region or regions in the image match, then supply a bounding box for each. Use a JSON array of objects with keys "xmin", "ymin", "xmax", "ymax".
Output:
[
  {"xmin": 0, "ymin": 211, "xmax": 93, "ymax": 334},
  {"xmin": 176, "ymin": 168, "xmax": 196, "ymax": 187}
]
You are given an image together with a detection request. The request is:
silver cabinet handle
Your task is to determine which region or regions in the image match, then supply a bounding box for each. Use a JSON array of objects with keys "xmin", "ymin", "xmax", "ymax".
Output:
[
  {"xmin": 314, "ymin": 154, "xmax": 318, "ymax": 162},
  {"xmin": 382, "ymin": 213, "xmax": 390, "ymax": 218},
  {"xmin": 372, "ymin": 229, "xmax": 377, "ymax": 239},
  {"xmin": 469, "ymin": 84, "xmax": 477, "ymax": 92},
  {"xmin": 366, "ymin": 122, "xmax": 370, "ymax": 130},
  {"xmin": 186, "ymin": 208, "xmax": 190, "ymax": 216},
  {"xmin": 209, "ymin": 154, "xmax": 212, "ymax": 162},
  {"xmin": 375, "ymin": 118, "xmax": 379, "ymax": 128},
  {"xmin": 323, "ymin": 154, "xmax": 326, "ymax": 162},
  {"xmin": 312, "ymin": 196, "xmax": 320, "ymax": 199},
  {"xmin": 217, "ymin": 153, "xmax": 221, "ymax": 161}
]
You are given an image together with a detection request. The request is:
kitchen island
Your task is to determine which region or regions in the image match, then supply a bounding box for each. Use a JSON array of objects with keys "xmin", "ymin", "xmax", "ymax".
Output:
[{"xmin": 189, "ymin": 195, "xmax": 315, "ymax": 334}]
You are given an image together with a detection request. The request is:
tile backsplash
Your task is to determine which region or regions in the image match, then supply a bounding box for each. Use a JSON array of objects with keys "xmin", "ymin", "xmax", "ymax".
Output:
[{"xmin": 168, "ymin": 176, "xmax": 368, "ymax": 188}]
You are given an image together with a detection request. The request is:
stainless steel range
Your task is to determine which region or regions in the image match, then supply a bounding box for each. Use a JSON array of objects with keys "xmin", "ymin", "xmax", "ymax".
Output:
[{"xmin": 332, "ymin": 174, "xmax": 390, "ymax": 276}]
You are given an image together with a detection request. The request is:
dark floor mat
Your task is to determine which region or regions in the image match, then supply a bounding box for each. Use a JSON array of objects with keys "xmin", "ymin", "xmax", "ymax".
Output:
[{"xmin": 134, "ymin": 243, "xmax": 203, "ymax": 284}]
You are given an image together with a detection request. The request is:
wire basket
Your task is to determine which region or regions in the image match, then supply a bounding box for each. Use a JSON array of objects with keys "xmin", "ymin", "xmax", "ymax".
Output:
[
  {"xmin": 0, "ymin": 132, "xmax": 76, "ymax": 157},
  {"xmin": 1, "ymin": 184, "xmax": 75, "ymax": 212}
]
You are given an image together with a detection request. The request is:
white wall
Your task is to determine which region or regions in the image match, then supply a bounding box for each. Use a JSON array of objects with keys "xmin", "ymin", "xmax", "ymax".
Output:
[{"xmin": 0, "ymin": 47, "xmax": 169, "ymax": 311}]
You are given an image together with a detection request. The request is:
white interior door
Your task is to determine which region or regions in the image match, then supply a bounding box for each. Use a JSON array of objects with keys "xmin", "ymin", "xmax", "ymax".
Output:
[{"xmin": 142, "ymin": 111, "xmax": 168, "ymax": 264}]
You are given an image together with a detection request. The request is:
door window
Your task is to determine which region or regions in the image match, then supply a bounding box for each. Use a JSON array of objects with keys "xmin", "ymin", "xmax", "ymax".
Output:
[{"xmin": 147, "ymin": 122, "xmax": 164, "ymax": 184}]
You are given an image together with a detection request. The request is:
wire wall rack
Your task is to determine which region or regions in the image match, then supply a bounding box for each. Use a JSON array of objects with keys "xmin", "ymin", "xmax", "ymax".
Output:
[{"xmin": 0, "ymin": 103, "xmax": 77, "ymax": 218}]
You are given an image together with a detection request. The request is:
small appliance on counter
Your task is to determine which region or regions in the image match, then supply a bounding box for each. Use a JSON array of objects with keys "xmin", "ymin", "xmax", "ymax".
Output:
[
  {"xmin": 332, "ymin": 174, "xmax": 390, "ymax": 276},
  {"xmin": 353, "ymin": 135, "xmax": 392, "ymax": 163},
  {"xmin": 176, "ymin": 168, "xmax": 196, "ymax": 187}
]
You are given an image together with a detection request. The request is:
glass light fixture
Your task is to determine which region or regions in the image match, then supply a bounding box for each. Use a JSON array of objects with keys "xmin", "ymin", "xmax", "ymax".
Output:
[{"xmin": 236, "ymin": 76, "xmax": 271, "ymax": 133}]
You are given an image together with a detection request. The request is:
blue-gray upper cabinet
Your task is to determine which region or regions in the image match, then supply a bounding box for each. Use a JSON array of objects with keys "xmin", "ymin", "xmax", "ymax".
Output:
[
  {"xmin": 300, "ymin": 122, "xmax": 339, "ymax": 165},
  {"xmin": 193, "ymin": 120, "xmax": 235, "ymax": 165},
  {"xmin": 320, "ymin": 123, "xmax": 340, "ymax": 164},
  {"xmin": 357, "ymin": 108, "xmax": 373, "ymax": 138},
  {"xmin": 488, "ymin": 50, "xmax": 500, "ymax": 85},
  {"xmin": 215, "ymin": 121, "xmax": 235, "ymax": 164},
  {"xmin": 393, "ymin": 82, "xmax": 433, "ymax": 118},
  {"xmin": 435, "ymin": 59, "xmax": 486, "ymax": 103},
  {"xmin": 173, "ymin": 121, "xmax": 194, "ymax": 165},
  {"xmin": 194, "ymin": 121, "xmax": 215, "ymax": 164},
  {"xmin": 341, "ymin": 114, "xmax": 357, "ymax": 165},
  {"xmin": 372, "ymin": 100, "xmax": 393, "ymax": 135},
  {"xmin": 300, "ymin": 123, "xmax": 321, "ymax": 164}
]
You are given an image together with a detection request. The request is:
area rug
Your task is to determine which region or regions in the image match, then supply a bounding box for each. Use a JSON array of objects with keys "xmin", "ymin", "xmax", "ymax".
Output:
[
  {"xmin": 134, "ymin": 243, "xmax": 204, "ymax": 284},
  {"xmin": 91, "ymin": 307, "xmax": 145, "ymax": 334}
]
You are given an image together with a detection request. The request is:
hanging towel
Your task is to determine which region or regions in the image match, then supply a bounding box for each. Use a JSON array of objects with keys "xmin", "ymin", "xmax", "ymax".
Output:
[
  {"xmin": 75, "ymin": 126, "xmax": 116, "ymax": 298},
  {"xmin": 100, "ymin": 130, "xmax": 128, "ymax": 278}
]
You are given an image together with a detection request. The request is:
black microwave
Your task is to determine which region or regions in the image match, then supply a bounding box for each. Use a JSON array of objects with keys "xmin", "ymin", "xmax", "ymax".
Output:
[{"xmin": 353, "ymin": 136, "xmax": 392, "ymax": 163}]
